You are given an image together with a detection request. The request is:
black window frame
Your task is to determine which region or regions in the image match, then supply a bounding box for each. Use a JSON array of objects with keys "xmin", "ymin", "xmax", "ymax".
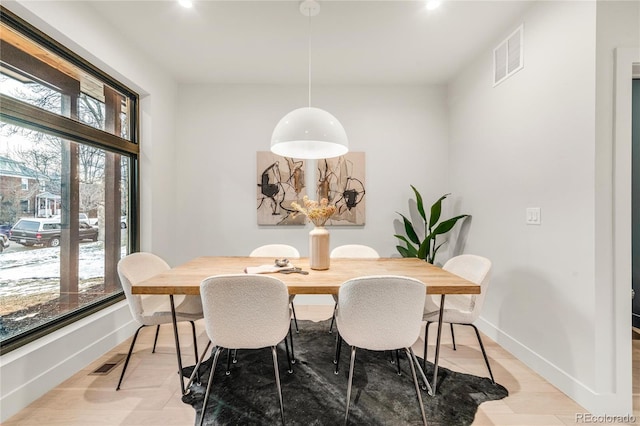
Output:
[{"xmin": 0, "ymin": 6, "xmax": 140, "ymax": 354}]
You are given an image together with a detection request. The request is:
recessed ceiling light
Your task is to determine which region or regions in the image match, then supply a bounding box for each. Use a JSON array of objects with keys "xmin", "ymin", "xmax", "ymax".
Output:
[
  {"xmin": 178, "ymin": 0, "xmax": 193, "ymax": 8},
  {"xmin": 426, "ymin": 0, "xmax": 442, "ymax": 11}
]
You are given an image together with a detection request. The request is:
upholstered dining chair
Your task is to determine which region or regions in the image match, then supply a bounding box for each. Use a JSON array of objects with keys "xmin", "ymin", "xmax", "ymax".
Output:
[
  {"xmin": 249, "ymin": 244, "xmax": 301, "ymax": 332},
  {"xmin": 335, "ymin": 275, "xmax": 428, "ymax": 425},
  {"xmin": 328, "ymin": 244, "xmax": 380, "ymax": 333},
  {"xmin": 198, "ymin": 274, "xmax": 293, "ymax": 426},
  {"xmin": 422, "ymin": 254, "xmax": 495, "ymax": 383},
  {"xmin": 116, "ymin": 252, "xmax": 204, "ymax": 390}
]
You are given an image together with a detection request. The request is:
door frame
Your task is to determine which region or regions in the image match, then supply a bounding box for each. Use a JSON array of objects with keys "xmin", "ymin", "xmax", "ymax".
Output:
[
  {"xmin": 613, "ymin": 47, "xmax": 640, "ymax": 412},
  {"xmin": 633, "ymin": 77, "xmax": 640, "ymax": 330}
]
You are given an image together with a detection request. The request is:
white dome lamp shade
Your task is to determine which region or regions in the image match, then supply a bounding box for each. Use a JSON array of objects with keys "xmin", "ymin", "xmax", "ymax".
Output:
[
  {"xmin": 271, "ymin": 107, "xmax": 348, "ymax": 160},
  {"xmin": 270, "ymin": 0, "xmax": 349, "ymax": 160}
]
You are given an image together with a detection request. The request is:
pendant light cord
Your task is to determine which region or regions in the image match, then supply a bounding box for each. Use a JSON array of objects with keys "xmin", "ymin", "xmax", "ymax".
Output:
[{"xmin": 308, "ymin": 11, "xmax": 312, "ymax": 108}]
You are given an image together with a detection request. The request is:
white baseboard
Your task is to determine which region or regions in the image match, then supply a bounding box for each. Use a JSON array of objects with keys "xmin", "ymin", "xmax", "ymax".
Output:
[
  {"xmin": 475, "ymin": 317, "xmax": 633, "ymax": 416},
  {"xmin": 0, "ymin": 301, "xmax": 137, "ymax": 422}
]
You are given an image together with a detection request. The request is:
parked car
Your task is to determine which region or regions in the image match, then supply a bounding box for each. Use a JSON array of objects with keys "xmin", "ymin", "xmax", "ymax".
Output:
[
  {"xmin": 9, "ymin": 218, "xmax": 98, "ymax": 247},
  {"xmin": 79, "ymin": 213, "xmax": 90, "ymax": 225},
  {"xmin": 121, "ymin": 216, "xmax": 127, "ymax": 229},
  {"xmin": 0, "ymin": 224, "xmax": 12, "ymax": 236},
  {"xmin": 53, "ymin": 213, "xmax": 95, "ymax": 225},
  {"xmin": 0, "ymin": 233, "xmax": 9, "ymax": 253}
]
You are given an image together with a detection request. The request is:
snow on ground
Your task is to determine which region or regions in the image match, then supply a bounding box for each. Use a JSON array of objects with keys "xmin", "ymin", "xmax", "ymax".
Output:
[{"xmin": 0, "ymin": 242, "xmax": 121, "ymax": 298}]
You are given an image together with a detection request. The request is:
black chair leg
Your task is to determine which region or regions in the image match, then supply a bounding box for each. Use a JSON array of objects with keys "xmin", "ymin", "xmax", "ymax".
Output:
[
  {"xmin": 422, "ymin": 321, "xmax": 433, "ymax": 372},
  {"xmin": 284, "ymin": 334, "xmax": 293, "ymax": 373},
  {"xmin": 334, "ymin": 333, "xmax": 343, "ymax": 374},
  {"xmin": 329, "ymin": 302, "xmax": 337, "ymax": 334},
  {"xmin": 289, "ymin": 323, "xmax": 296, "ymax": 364},
  {"xmin": 450, "ymin": 323, "xmax": 456, "ymax": 350},
  {"xmin": 395, "ymin": 349, "xmax": 402, "ymax": 375},
  {"xmin": 225, "ymin": 348, "xmax": 235, "ymax": 375},
  {"xmin": 291, "ymin": 302, "xmax": 299, "ymax": 333},
  {"xmin": 152, "ymin": 324, "xmax": 160, "ymax": 353},
  {"xmin": 189, "ymin": 321, "xmax": 199, "ymax": 364},
  {"xmin": 468, "ymin": 324, "xmax": 495, "ymax": 383},
  {"xmin": 117, "ymin": 325, "xmax": 145, "ymax": 390}
]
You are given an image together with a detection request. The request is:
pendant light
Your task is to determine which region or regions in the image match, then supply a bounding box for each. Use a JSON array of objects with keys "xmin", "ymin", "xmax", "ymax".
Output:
[{"xmin": 271, "ymin": 0, "xmax": 348, "ymax": 160}]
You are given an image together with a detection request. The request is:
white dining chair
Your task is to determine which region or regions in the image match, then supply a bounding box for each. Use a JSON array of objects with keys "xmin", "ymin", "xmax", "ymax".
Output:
[
  {"xmin": 249, "ymin": 244, "xmax": 301, "ymax": 333},
  {"xmin": 116, "ymin": 252, "xmax": 204, "ymax": 390},
  {"xmin": 422, "ymin": 254, "xmax": 495, "ymax": 383},
  {"xmin": 197, "ymin": 274, "xmax": 293, "ymax": 426},
  {"xmin": 334, "ymin": 275, "xmax": 428, "ymax": 425},
  {"xmin": 328, "ymin": 244, "xmax": 380, "ymax": 333}
]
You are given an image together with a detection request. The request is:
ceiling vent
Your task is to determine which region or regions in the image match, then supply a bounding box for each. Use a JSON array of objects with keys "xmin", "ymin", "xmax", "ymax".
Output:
[{"xmin": 493, "ymin": 24, "xmax": 524, "ymax": 86}]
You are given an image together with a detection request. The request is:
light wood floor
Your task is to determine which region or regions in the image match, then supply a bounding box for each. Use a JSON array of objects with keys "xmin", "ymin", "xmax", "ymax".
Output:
[{"xmin": 5, "ymin": 305, "xmax": 640, "ymax": 425}]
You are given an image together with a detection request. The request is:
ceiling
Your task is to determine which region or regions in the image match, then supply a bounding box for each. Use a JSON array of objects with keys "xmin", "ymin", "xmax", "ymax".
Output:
[{"xmin": 88, "ymin": 0, "xmax": 533, "ymax": 86}]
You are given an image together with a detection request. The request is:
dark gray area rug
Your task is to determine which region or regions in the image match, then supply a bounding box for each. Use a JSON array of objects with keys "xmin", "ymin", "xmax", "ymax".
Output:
[{"xmin": 182, "ymin": 319, "xmax": 508, "ymax": 425}]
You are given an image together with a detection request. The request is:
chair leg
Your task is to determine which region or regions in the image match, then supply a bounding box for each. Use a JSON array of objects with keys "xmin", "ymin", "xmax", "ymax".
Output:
[
  {"xmin": 116, "ymin": 324, "xmax": 145, "ymax": 390},
  {"xmin": 190, "ymin": 321, "xmax": 199, "ymax": 364},
  {"xmin": 290, "ymin": 302, "xmax": 299, "ymax": 333},
  {"xmin": 344, "ymin": 346, "xmax": 357, "ymax": 426},
  {"xmin": 404, "ymin": 348, "xmax": 428, "ymax": 425},
  {"xmin": 422, "ymin": 321, "xmax": 433, "ymax": 373},
  {"xmin": 289, "ymin": 324, "xmax": 296, "ymax": 364},
  {"xmin": 283, "ymin": 334, "xmax": 293, "ymax": 373},
  {"xmin": 395, "ymin": 349, "xmax": 402, "ymax": 375},
  {"xmin": 271, "ymin": 346, "xmax": 286, "ymax": 425},
  {"xmin": 184, "ymin": 340, "xmax": 212, "ymax": 390},
  {"xmin": 334, "ymin": 333, "xmax": 343, "ymax": 374},
  {"xmin": 329, "ymin": 302, "xmax": 337, "ymax": 334},
  {"xmin": 152, "ymin": 324, "xmax": 160, "ymax": 353},
  {"xmin": 232, "ymin": 349, "xmax": 238, "ymax": 364},
  {"xmin": 409, "ymin": 347, "xmax": 433, "ymax": 395},
  {"xmin": 468, "ymin": 323, "xmax": 495, "ymax": 383},
  {"xmin": 198, "ymin": 346, "xmax": 223, "ymax": 426},
  {"xmin": 450, "ymin": 323, "xmax": 456, "ymax": 350},
  {"xmin": 226, "ymin": 348, "xmax": 233, "ymax": 376}
]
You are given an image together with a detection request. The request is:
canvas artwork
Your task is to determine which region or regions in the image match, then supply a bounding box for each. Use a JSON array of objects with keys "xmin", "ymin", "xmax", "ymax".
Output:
[
  {"xmin": 316, "ymin": 152, "xmax": 365, "ymax": 226},
  {"xmin": 256, "ymin": 152, "xmax": 307, "ymax": 225}
]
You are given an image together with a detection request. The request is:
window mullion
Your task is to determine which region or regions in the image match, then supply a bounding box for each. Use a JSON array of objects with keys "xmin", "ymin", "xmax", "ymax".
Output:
[{"xmin": 0, "ymin": 94, "xmax": 138, "ymax": 156}]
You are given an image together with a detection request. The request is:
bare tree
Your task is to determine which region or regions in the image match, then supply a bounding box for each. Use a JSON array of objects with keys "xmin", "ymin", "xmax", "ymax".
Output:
[{"xmin": 1, "ymin": 76, "xmax": 107, "ymax": 214}]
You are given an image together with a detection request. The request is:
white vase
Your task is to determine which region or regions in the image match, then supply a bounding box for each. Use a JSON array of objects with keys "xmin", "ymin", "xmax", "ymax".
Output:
[{"xmin": 309, "ymin": 225, "xmax": 330, "ymax": 270}]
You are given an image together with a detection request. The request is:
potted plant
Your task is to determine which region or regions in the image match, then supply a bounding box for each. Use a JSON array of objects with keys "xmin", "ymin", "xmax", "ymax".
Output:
[{"xmin": 395, "ymin": 185, "xmax": 469, "ymax": 264}]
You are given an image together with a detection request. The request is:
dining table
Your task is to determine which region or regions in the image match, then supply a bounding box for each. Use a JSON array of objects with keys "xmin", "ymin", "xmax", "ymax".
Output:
[{"xmin": 132, "ymin": 256, "xmax": 480, "ymax": 395}]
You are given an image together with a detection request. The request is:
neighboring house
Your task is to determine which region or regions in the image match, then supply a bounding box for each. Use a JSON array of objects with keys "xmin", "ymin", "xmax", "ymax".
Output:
[{"xmin": 0, "ymin": 155, "xmax": 51, "ymax": 222}]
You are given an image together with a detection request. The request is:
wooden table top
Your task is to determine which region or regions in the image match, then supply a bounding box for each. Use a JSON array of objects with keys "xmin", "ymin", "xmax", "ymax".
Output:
[{"xmin": 132, "ymin": 256, "xmax": 480, "ymax": 296}]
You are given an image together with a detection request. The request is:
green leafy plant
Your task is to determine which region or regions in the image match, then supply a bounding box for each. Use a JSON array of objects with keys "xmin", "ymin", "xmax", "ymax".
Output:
[{"xmin": 395, "ymin": 186, "xmax": 469, "ymax": 264}]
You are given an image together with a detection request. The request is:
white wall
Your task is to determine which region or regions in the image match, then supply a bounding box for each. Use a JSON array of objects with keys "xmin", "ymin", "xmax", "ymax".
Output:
[
  {"xmin": 172, "ymin": 84, "xmax": 450, "ymax": 265},
  {"xmin": 0, "ymin": 1, "xmax": 179, "ymax": 421},
  {"xmin": 448, "ymin": 0, "xmax": 638, "ymax": 414}
]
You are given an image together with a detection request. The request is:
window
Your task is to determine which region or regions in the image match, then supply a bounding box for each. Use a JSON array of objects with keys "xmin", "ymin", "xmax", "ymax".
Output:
[{"xmin": 0, "ymin": 7, "xmax": 139, "ymax": 353}]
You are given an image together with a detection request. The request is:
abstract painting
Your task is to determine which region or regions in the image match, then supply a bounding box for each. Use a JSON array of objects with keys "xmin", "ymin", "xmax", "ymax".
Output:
[
  {"xmin": 316, "ymin": 152, "xmax": 365, "ymax": 225},
  {"xmin": 256, "ymin": 152, "xmax": 307, "ymax": 225}
]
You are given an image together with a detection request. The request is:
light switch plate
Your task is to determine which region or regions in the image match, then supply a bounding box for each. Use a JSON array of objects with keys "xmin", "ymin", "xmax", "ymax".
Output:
[{"xmin": 526, "ymin": 207, "xmax": 541, "ymax": 225}]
